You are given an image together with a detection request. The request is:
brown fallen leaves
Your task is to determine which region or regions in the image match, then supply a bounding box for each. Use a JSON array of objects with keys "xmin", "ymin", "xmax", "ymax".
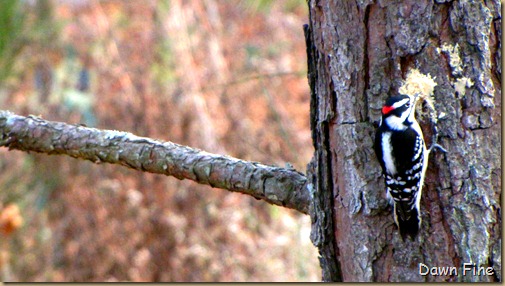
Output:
[{"xmin": 0, "ymin": 204, "xmax": 23, "ymax": 236}]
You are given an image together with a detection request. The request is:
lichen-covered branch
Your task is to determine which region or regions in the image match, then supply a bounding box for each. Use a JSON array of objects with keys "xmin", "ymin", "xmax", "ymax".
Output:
[{"xmin": 0, "ymin": 110, "xmax": 310, "ymax": 214}]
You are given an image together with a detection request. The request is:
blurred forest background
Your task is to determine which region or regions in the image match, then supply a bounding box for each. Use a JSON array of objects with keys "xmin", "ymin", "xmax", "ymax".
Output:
[{"xmin": 0, "ymin": 0, "xmax": 319, "ymax": 282}]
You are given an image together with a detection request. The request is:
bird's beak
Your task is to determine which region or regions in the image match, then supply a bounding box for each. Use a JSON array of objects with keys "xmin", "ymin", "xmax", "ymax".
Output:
[{"xmin": 412, "ymin": 93, "xmax": 421, "ymax": 104}]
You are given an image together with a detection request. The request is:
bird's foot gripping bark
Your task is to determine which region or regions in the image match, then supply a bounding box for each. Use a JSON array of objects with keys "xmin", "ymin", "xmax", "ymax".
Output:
[{"xmin": 428, "ymin": 122, "xmax": 447, "ymax": 153}]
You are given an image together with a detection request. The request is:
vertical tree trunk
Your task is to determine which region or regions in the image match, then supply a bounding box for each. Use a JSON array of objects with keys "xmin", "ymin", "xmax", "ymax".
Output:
[{"xmin": 306, "ymin": 0, "xmax": 501, "ymax": 282}]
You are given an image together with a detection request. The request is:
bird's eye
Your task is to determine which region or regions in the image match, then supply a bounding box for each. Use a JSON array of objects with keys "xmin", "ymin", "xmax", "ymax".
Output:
[{"xmin": 405, "ymin": 102, "xmax": 410, "ymax": 108}]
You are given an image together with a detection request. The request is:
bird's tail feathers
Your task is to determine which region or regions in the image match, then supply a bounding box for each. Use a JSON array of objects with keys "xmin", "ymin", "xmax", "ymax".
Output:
[{"xmin": 394, "ymin": 202, "xmax": 420, "ymax": 241}]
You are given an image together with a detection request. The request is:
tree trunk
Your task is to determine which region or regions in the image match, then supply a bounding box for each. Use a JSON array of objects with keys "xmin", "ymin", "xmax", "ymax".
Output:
[{"xmin": 306, "ymin": 0, "xmax": 501, "ymax": 282}]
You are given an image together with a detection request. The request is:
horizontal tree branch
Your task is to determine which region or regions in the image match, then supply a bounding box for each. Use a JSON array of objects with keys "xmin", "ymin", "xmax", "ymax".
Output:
[{"xmin": 0, "ymin": 110, "xmax": 310, "ymax": 214}]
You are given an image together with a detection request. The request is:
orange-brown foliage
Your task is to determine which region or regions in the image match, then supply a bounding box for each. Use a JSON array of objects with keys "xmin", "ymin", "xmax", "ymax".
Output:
[
  {"xmin": 0, "ymin": 204, "xmax": 23, "ymax": 236},
  {"xmin": 0, "ymin": 0, "xmax": 318, "ymax": 282}
]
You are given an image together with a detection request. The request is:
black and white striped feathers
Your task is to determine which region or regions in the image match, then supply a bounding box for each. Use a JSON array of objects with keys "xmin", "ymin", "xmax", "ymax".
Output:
[{"xmin": 374, "ymin": 94, "xmax": 428, "ymax": 240}]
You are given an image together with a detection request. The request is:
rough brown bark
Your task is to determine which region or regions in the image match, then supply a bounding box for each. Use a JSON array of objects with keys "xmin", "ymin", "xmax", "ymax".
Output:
[
  {"xmin": 305, "ymin": 23, "xmax": 343, "ymax": 282},
  {"xmin": 0, "ymin": 110, "xmax": 310, "ymax": 214},
  {"xmin": 306, "ymin": 0, "xmax": 501, "ymax": 282},
  {"xmin": 0, "ymin": 1, "xmax": 500, "ymax": 282}
]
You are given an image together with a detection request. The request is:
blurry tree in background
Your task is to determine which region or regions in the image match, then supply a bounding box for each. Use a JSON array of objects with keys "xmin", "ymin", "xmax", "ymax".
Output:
[
  {"xmin": 0, "ymin": 0, "xmax": 25, "ymax": 82},
  {"xmin": 0, "ymin": 0, "xmax": 319, "ymax": 282}
]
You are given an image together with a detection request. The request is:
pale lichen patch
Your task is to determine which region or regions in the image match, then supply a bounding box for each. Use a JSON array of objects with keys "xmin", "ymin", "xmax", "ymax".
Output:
[
  {"xmin": 454, "ymin": 77, "xmax": 474, "ymax": 96},
  {"xmin": 437, "ymin": 43, "xmax": 463, "ymax": 76},
  {"xmin": 399, "ymin": 69, "xmax": 438, "ymax": 121}
]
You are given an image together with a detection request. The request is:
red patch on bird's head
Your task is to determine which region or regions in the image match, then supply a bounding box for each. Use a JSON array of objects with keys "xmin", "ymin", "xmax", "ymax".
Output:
[{"xmin": 382, "ymin": 105, "xmax": 395, "ymax": 115}]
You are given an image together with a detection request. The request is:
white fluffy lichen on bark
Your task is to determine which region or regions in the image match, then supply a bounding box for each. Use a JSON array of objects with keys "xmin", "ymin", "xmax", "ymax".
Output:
[{"xmin": 398, "ymin": 69, "xmax": 438, "ymax": 124}]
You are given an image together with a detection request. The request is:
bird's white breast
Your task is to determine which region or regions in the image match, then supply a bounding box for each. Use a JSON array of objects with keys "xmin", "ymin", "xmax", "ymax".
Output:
[{"xmin": 381, "ymin": 132, "xmax": 397, "ymax": 175}]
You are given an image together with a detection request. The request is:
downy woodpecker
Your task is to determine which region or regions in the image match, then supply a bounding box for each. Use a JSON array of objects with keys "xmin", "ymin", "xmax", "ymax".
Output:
[{"xmin": 374, "ymin": 94, "xmax": 428, "ymax": 240}]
